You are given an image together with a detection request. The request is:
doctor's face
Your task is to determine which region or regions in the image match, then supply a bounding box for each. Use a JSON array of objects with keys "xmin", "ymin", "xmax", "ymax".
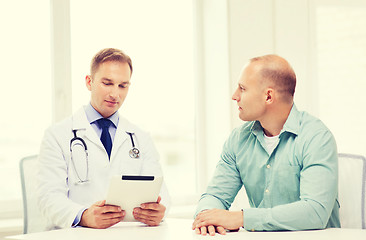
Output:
[
  {"xmin": 86, "ymin": 61, "xmax": 131, "ymax": 118},
  {"xmin": 232, "ymin": 63, "xmax": 267, "ymax": 122}
]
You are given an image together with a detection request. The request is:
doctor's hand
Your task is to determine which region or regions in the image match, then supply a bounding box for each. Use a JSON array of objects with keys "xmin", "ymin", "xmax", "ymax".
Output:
[
  {"xmin": 133, "ymin": 196, "xmax": 166, "ymax": 226},
  {"xmin": 79, "ymin": 200, "xmax": 125, "ymax": 229}
]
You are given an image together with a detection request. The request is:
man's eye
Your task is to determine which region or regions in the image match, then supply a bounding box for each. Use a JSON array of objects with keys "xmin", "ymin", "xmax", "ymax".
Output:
[{"xmin": 103, "ymin": 82, "xmax": 112, "ymax": 86}]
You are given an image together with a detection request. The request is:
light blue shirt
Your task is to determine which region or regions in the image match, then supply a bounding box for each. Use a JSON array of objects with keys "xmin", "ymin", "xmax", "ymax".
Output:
[
  {"xmin": 84, "ymin": 103, "xmax": 119, "ymax": 142},
  {"xmin": 195, "ymin": 104, "xmax": 340, "ymax": 231},
  {"xmin": 72, "ymin": 103, "xmax": 119, "ymax": 227}
]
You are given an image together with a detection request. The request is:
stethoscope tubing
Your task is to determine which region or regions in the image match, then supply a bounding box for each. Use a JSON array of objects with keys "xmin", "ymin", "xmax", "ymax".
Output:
[
  {"xmin": 69, "ymin": 129, "xmax": 140, "ymax": 184},
  {"xmin": 70, "ymin": 130, "xmax": 89, "ymax": 184}
]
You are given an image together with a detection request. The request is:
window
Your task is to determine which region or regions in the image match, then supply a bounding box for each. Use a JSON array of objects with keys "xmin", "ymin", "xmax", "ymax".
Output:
[
  {"xmin": 70, "ymin": 0, "xmax": 196, "ymax": 198},
  {"xmin": 0, "ymin": 0, "xmax": 51, "ymax": 210}
]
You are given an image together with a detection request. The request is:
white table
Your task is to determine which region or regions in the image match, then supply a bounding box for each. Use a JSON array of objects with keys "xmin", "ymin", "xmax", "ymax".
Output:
[{"xmin": 5, "ymin": 218, "xmax": 366, "ymax": 240}]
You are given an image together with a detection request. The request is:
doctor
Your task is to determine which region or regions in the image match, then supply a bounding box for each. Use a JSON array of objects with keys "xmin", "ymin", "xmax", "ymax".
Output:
[{"xmin": 38, "ymin": 48, "xmax": 170, "ymax": 229}]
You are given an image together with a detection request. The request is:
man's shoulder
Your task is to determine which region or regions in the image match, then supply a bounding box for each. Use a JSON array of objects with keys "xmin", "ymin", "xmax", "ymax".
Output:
[
  {"xmin": 227, "ymin": 121, "xmax": 255, "ymax": 142},
  {"xmin": 233, "ymin": 121, "xmax": 255, "ymax": 134},
  {"xmin": 297, "ymin": 110, "xmax": 331, "ymax": 134},
  {"xmin": 294, "ymin": 110, "xmax": 336, "ymax": 149}
]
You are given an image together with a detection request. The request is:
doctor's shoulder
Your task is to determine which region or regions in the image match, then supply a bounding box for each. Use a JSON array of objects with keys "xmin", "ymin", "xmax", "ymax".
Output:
[{"xmin": 41, "ymin": 115, "xmax": 73, "ymax": 143}]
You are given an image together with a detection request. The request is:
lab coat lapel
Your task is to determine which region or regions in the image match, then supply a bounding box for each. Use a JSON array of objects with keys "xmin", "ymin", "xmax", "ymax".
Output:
[
  {"xmin": 111, "ymin": 116, "xmax": 132, "ymax": 159},
  {"xmin": 72, "ymin": 107, "xmax": 103, "ymax": 148}
]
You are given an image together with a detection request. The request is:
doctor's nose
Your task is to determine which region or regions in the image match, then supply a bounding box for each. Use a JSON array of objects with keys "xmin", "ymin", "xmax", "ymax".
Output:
[{"xmin": 109, "ymin": 87, "xmax": 119, "ymax": 99}]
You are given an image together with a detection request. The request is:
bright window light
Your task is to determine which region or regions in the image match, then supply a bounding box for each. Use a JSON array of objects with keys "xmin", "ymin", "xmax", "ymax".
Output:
[
  {"xmin": 0, "ymin": 0, "xmax": 52, "ymax": 201},
  {"xmin": 70, "ymin": 0, "xmax": 196, "ymax": 197}
]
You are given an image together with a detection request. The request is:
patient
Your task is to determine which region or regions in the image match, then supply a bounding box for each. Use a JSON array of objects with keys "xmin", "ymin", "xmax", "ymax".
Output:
[{"xmin": 192, "ymin": 54, "xmax": 340, "ymax": 235}]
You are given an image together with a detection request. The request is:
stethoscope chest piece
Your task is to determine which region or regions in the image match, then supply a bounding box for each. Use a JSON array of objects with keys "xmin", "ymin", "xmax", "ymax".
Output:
[
  {"xmin": 129, "ymin": 147, "xmax": 140, "ymax": 159},
  {"xmin": 127, "ymin": 132, "xmax": 140, "ymax": 159}
]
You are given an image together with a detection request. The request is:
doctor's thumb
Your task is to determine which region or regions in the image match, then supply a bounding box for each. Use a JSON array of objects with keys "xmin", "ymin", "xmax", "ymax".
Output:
[{"xmin": 157, "ymin": 196, "xmax": 161, "ymax": 203}]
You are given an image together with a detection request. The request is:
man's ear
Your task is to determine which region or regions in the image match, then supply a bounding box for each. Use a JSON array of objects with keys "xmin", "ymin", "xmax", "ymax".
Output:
[
  {"xmin": 85, "ymin": 75, "xmax": 92, "ymax": 91},
  {"xmin": 265, "ymin": 88, "xmax": 274, "ymax": 103}
]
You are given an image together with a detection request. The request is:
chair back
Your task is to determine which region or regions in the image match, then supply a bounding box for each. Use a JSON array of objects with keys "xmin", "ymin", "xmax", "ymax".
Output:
[
  {"xmin": 19, "ymin": 155, "xmax": 47, "ymax": 233},
  {"xmin": 338, "ymin": 153, "xmax": 366, "ymax": 229}
]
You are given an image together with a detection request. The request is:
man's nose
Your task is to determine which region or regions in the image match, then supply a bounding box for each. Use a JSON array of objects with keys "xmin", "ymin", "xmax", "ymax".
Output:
[{"xmin": 232, "ymin": 89, "xmax": 239, "ymax": 101}]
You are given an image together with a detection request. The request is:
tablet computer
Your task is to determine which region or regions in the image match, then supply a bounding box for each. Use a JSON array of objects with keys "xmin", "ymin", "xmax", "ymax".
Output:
[{"xmin": 105, "ymin": 175, "xmax": 163, "ymax": 222}]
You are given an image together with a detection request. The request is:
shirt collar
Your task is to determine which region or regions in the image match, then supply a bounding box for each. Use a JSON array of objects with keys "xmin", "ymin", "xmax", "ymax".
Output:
[
  {"xmin": 84, "ymin": 103, "xmax": 119, "ymax": 128},
  {"xmin": 251, "ymin": 104, "xmax": 300, "ymax": 137},
  {"xmin": 280, "ymin": 104, "xmax": 300, "ymax": 136}
]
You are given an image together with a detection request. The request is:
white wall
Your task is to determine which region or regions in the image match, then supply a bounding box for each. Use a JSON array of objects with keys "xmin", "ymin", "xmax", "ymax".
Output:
[
  {"xmin": 198, "ymin": 0, "xmax": 316, "ymax": 209},
  {"xmin": 227, "ymin": 0, "xmax": 316, "ymax": 129}
]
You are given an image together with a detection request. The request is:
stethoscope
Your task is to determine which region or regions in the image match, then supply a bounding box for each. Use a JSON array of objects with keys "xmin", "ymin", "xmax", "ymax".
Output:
[
  {"xmin": 70, "ymin": 129, "xmax": 140, "ymax": 185},
  {"xmin": 127, "ymin": 132, "xmax": 140, "ymax": 159}
]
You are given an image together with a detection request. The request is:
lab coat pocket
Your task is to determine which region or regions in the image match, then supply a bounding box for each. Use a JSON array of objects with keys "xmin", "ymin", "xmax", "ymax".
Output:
[{"xmin": 120, "ymin": 157, "xmax": 144, "ymax": 175}]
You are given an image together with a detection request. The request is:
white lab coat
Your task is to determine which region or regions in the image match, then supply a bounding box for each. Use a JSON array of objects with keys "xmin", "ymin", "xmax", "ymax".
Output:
[{"xmin": 37, "ymin": 107, "xmax": 170, "ymax": 229}]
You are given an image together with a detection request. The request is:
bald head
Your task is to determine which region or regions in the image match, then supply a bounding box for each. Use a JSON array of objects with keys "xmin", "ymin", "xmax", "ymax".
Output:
[{"xmin": 249, "ymin": 54, "xmax": 296, "ymax": 103}]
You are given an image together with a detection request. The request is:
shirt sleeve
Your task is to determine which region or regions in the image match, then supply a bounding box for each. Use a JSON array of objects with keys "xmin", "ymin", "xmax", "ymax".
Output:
[
  {"xmin": 243, "ymin": 130, "xmax": 339, "ymax": 231},
  {"xmin": 195, "ymin": 132, "xmax": 243, "ymax": 216},
  {"xmin": 72, "ymin": 208, "xmax": 87, "ymax": 227}
]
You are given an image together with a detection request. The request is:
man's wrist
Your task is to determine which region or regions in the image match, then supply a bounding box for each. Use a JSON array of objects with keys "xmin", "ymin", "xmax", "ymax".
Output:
[
  {"xmin": 241, "ymin": 209, "xmax": 244, "ymax": 228},
  {"xmin": 226, "ymin": 210, "xmax": 244, "ymax": 231},
  {"xmin": 235, "ymin": 210, "xmax": 243, "ymax": 229}
]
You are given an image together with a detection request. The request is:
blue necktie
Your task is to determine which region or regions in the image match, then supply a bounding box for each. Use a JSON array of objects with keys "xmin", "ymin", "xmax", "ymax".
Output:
[{"xmin": 96, "ymin": 118, "xmax": 113, "ymax": 159}]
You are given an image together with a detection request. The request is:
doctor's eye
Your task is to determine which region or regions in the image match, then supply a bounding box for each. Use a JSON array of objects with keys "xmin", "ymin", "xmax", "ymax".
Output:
[
  {"xmin": 103, "ymin": 82, "xmax": 113, "ymax": 86},
  {"xmin": 119, "ymin": 83, "xmax": 130, "ymax": 88}
]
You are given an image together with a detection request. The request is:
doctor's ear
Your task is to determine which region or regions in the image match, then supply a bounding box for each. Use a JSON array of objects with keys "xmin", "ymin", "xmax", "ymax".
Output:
[{"xmin": 85, "ymin": 75, "xmax": 92, "ymax": 91}]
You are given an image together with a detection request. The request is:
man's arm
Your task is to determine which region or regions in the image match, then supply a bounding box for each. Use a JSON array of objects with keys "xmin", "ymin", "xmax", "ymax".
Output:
[
  {"xmin": 193, "ymin": 130, "xmax": 339, "ymax": 232},
  {"xmin": 192, "ymin": 133, "xmax": 244, "ymax": 235}
]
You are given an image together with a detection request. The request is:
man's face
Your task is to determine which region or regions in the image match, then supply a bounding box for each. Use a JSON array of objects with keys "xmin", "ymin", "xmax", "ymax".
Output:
[
  {"xmin": 232, "ymin": 63, "xmax": 267, "ymax": 122},
  {"xmin": 86, "ymin": 61, "xmax": 131, "ymax": 118}
]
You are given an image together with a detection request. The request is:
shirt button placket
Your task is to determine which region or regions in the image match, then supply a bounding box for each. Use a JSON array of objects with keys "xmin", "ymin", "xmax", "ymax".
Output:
[{"xmin": 264, "ymin": 157, "xmax": 272, "ymax": 200}]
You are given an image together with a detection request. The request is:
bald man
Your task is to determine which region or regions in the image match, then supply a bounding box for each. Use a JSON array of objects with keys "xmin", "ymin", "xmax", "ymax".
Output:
[{"xmin": 192, "ymin": 55, "xmax": 340, "ymax": 235}]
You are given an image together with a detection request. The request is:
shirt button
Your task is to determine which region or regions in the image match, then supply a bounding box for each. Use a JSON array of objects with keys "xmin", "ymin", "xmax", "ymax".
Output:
[
  {"xmin": 266, "ymin": 164, "xmax": 271, "ymax": 169},
  {"xmin": 265, "ymin": 189, "xmax": 269, "ymax": 193}
]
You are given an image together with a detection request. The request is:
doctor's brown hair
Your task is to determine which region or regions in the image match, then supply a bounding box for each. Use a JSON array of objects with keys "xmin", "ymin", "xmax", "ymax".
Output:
[{"xmin": 90, "ymin": 48, "xmax": 133, "ymax": 77}]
